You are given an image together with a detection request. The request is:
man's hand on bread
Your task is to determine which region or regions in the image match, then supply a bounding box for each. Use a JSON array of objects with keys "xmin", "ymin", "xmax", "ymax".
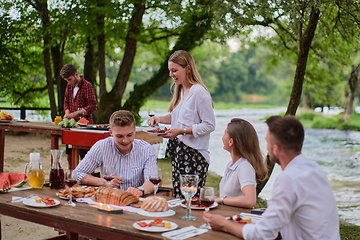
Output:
[{"xmin": 127, "ymin": 187, "xmax": 143, "ymax": 197}]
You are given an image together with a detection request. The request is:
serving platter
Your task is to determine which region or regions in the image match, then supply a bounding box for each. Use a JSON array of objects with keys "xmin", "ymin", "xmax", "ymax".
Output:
[{"xmin": 137, "ymin": 209, "xmax": 176, "ymax": 217}]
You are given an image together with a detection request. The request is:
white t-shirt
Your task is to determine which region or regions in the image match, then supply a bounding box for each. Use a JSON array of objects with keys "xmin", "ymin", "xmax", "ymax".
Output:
[
  {"xmin": 243, "ymin": 154, "xmax": 340, "ymax": 240},
  {"xmin": 171, "ymin": 84, "xmax": 215, "ymax": 162},
  {"xmin": 219, "ymin": 158, "xmax": 256, "ymax": 197}
]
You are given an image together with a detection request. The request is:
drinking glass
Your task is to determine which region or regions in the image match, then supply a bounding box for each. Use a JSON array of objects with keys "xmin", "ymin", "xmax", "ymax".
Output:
[
  {"xmin": 64, "ymin": 170, "xmax": 76, "ymax": 206},
  {"xmin": 180, "ymin": 174, "xmax": 199, "ymax": 221},
  {"xmin": 102, "ymin": 164, "xmax": 116, "ymax": 187},
  {"xmin": 148, "ymin": 109, "xmax": 155, "ymax": 117},
  {"xmin": 149, "ymin": 167, "xmax": 162, "ymax": 196},
  {"xmin": 200, "ymin": 187, "xmax": 215, "ymax": 228}
]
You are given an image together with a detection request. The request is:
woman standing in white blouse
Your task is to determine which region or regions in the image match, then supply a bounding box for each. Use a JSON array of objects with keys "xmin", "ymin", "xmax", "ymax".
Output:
[
  {"xmin": 148, "ymin": 50, "xmax": 215, "ymax": 198},
  {"xmin": 216, "ymin": 118, "xmax": 267, "ymax": 208}
]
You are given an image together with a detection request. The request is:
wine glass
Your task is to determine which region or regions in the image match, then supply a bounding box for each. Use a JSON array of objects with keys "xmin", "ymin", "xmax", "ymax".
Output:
[
  {"xmin": 148, "ymin": 109, "xmax": 155, "ymax": 117},
  {"xmin": 102, "ymin": 164, "xmax": 115, "ymax": 187},
  {"xmin": 200, "ymin": 187, "xmax": 215, "ymax": 228},
  {"xmin": 64, "ymin": 170, "xmax": 76, "ymax": 206},
  {"xmin": 149, "ymin": 167, "xmax": 162, "ymax": 196},
  {"xmin": 180, "ymin": 174, "xmax": 199, "ymax": 221}
]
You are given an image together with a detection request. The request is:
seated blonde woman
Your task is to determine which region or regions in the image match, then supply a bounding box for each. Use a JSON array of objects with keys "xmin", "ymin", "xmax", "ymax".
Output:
[{"xmin": 215, "ymin": 118, "xmax": 267, "ymax": 208}]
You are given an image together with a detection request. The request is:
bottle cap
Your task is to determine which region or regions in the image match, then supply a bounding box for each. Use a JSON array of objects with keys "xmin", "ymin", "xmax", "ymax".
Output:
[{"xmin": 30, "ymin": 152, "xmax": 41, "ymax": 162}]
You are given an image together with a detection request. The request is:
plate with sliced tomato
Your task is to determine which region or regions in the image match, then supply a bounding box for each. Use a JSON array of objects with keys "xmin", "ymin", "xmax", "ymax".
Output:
[
  {"xmin": 23, "ymin": 197, "xmax": 60, "ymax": 208},
  {"xmin": 133, "ymin": 218, "xmax": 178, "ymax": 232}
]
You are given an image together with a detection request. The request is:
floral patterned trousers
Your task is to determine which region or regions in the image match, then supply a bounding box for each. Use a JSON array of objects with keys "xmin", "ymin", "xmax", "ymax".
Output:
[{"xmin": 165, "ymin": 137, "xmax": 209, "ymax": 198}]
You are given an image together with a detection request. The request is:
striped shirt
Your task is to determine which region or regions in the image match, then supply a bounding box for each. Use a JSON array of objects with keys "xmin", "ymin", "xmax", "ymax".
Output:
[{"xmin": 73, "ymin": 138, "xmax": 157, "ymax": 190}]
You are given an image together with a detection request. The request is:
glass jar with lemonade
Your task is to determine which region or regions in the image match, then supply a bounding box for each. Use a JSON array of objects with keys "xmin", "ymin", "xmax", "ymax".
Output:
[{"xmin": 25, "ymin": 153, "xmax": 45, "ymax": 188}]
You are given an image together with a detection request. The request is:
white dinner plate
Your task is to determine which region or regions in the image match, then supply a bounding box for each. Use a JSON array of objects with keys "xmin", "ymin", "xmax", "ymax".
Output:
[
  {"xmin": 180, "ymin": 201, "xmax": 218, "ymax": 210},
  {"xmin": 58, "ymin": 196, "xmax": 77, "ymax": 201},
  {"xmin": 137, "ymin": 209, "xmax": 176, "ymax": 217},
  {"xmin": 23, "ymin": 198, "xmax": 60, "ymax": 208},
  {"xmin": 133, "ymin": 220, "xmax": 178, "ymax": 232}
]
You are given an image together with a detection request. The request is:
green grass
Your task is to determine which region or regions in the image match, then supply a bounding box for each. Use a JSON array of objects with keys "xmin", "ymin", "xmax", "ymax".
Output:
[{"xmin": 296, "ymin": 111, "xmax": 360, "ymax": 131}]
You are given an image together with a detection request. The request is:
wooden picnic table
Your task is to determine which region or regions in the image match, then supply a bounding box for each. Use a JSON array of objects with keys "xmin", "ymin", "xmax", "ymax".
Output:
[{"xmin": 0, "ymin": 187, "xmax": 251, "ymax": 240}]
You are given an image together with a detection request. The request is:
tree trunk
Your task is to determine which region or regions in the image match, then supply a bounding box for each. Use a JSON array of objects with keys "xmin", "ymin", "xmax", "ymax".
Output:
[
  {"xmin": 257, "ymin": 7, "xmax": 321, "ymax": 195},
  {"xmin": 51, "ymin": 43, "xmax": 63, "ymax": 115},
  {"xmin": 286, "ymin": 7, "xmax": 320, "ymax": 116},
  {"xmin": 84, "ymin": 38, "xmax": 97, "ymax": 87},
  {"xmin": 97, "ymin": 0, "xmax": 146, "ymax": 123},
  {"xmin": 36, "ymin": 0, "xmax": 57, "ymax": 120},
  {"xmin": 342, "ymin": 63, "xmax": 360, "ymax": 120},
  {"xmin": 123, "ymin": 12, "xmax": 214, "ymax": 123},
  {"xmin": 97, "ymin": 0, "xmax": 106, "ymax": 99}
]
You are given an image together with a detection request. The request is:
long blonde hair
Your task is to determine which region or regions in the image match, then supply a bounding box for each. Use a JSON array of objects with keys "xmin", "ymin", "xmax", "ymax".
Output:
[
  {"xmin": 227, "ymin": 118, "xmax": 268, "ymax": 181},
  {"xmin": 168, "ymin": 50, "xmax": 211, "ymax": 112}
]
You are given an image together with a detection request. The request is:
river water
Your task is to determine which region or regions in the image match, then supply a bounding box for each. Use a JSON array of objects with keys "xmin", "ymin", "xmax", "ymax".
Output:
[
  {"xmin": 8, "ymin": 108, "xmax": 360, "ymax": 225},
  {"xmin": 140, "ymin": 107, "xmax": 360, "ymax": 226}
]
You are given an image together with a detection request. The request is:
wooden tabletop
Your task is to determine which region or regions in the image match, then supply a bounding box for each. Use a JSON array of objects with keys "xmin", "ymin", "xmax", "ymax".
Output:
[{"xmin": 0, "ymin": 187, "xmax": 251, "ymax": 240}]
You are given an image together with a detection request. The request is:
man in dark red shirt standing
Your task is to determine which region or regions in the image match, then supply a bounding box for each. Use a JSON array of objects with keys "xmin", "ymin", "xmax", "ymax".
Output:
[{"xmin": 60, "ymin": 64, "xmax": 97, "ymax": 124}]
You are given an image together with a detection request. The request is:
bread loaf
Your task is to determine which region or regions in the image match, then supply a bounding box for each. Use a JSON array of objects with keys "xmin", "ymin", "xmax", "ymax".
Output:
[
  {"xmin": 141, "ymin": 196, "xmax": 169, "ymax": 212},
  {"xmin": 91, "ymin": 187, "xmax": 139, "ymax": 206}
]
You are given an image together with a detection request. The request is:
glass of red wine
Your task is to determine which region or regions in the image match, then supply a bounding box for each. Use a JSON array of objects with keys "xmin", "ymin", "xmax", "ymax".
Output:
[
  {"xmin": 149, "ymin": 167, "xmax": 162, "ymax": 196},
  {"xmin": 200, "ymin": 187, "xmax": 215, "ymax": 228},
  {"xmin": 102, "ymin": 164, "xmax": 115, "ymax": 187},
  {"xmin": 148, "ymin": 110, "xmax": 155, "ymax": 118},
  {"xmin": 64, "ymin": 170, "xmax": 76, "ymax": 206}
]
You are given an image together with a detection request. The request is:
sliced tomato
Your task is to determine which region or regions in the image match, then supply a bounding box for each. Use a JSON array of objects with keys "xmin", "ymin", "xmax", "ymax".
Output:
[
  {"xmin": 152, "ymin": 218, "xmax": 163, "ymax": 224},
  {"xmin": 137, "ymin": 222, "xmax": 149, "ymax": 227}
]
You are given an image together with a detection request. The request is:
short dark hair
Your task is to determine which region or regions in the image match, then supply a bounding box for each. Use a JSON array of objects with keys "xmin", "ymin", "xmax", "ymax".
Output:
[
  {"xmin": 60, "ymin": 64, "xmax": 77, "ymax": 78},
  {"xmin": 109, "ymin": 110, "xmax": 135, "ymax": 128},
  {"xmin": 265, "ymin": 115, "xmax": 304, "ymax": 152}
]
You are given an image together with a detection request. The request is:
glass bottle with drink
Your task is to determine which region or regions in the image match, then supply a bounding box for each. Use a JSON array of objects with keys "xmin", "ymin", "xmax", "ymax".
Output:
[
  {"xmin": 25, "ymin": 152, "xmax": 45, "ymax": 188},
  {"xmin": 49, "ymin": 149, "xmax": 65, "ymax": 189}
]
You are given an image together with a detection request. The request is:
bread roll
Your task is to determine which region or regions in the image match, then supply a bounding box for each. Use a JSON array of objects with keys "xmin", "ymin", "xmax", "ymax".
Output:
[{"xmin": 141, "ymin": 196, "xmax": 169, "ymax": 212}]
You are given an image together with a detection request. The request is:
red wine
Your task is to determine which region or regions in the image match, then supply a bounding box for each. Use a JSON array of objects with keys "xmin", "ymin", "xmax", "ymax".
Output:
[
  {"xmin": 104, "ymin": 176, "xmax": 115, "ymax": 181},
  {"xmin": 150, "ymin": 177, "xmax": 162, "ymax": 185},
  {"xmin": 65, "ymin": 179, "xmax": 77, "ymax": 187},
  {"xmin": 200, "ymin": 198, "xmax": 215, "ymax": 207},
  {"xmin": 49, "ymin": 168, "xmax": 65, "ymax": 189}
]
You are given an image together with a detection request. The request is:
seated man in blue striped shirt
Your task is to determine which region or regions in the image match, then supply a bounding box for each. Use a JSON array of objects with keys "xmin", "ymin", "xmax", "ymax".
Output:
[{"xmin": 72, "ymin": 110, "xmax": 157, "ymax": 197}]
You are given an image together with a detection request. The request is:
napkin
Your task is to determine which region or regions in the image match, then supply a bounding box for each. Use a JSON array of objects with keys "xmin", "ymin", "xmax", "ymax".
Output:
[
  {"xmin": 11, "ymin": 195, "xmax": 38, "ymax": 203},
  {"xmin": 162, "ymin": 226, "xmax": 208, "ymax": 239},
  {"xmin": 168, "ymin": 199, "xmax": 183, "ymax": 207},
  {"xmin": 76, "ymin": 197, "xmax": 140, "ymax": 213}
]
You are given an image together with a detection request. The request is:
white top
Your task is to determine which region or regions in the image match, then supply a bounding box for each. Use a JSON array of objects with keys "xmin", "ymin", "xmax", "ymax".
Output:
[
  {"xmin": 171, "ymin": 84, "xmax": 215, "ymax": 162},
  {"xmin": 243, "ymin": 154, "xmax": 340, "ymax": 240},
  {"xmin": 219, "ymin": 158, "xmax": 256, "ymax": 197},
  {"xmin": 73, "ymin": 86, "xmax": 79, "ymax": 98},
  {"xmin": 73, "ymin": 138, "xmax": 157, "ymax": 190}
]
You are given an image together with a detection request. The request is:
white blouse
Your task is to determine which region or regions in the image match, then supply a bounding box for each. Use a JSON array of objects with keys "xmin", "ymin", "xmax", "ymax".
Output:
[
  {"xmin": 219, "ymin": 158, "xmax": 256, "ymax": 197},
  {"xmin": 171, "ymin": 84, "xmax": 215, "ymax": 162}
]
